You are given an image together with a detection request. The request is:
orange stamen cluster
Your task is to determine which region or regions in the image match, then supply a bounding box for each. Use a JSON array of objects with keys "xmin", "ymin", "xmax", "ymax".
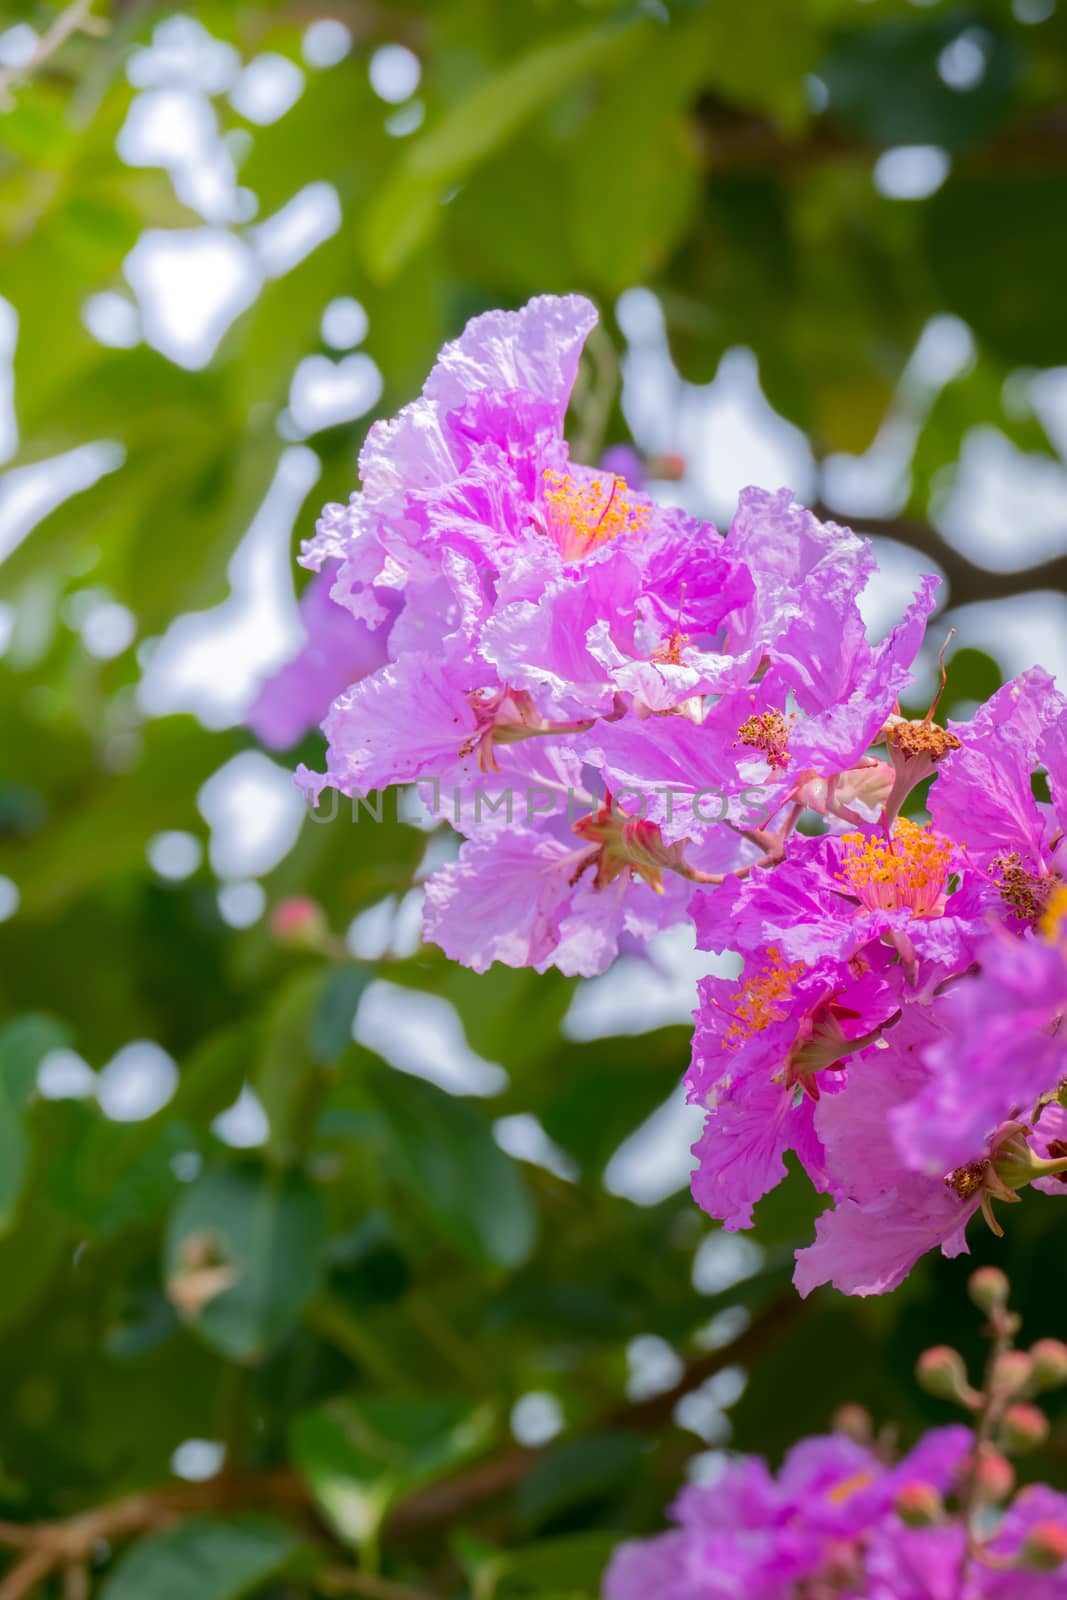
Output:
[
  {"xmin": 886, "ymin": 719, "xmax": 961, "ymax": 764},
  {"xmin": 837, "ymin": 818, "xmax": 953, "ymax": 918},
  {"xmin": 542, "ymin": 468, "xmax": 651, "ymax": 561},
  {"xmin": 723, "ymin": 947, "xmax": 803, "ymax": 1049},
  {"xmin": 736, "ymin": 708, "xmax": 792, "ymax": 771},
  {"xmin": 945, "ymin": 1160, "xmax": 988, "ymax": 1201}
]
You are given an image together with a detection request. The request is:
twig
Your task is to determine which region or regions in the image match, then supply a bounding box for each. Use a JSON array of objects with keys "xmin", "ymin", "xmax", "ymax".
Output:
[
  {"xmin": 319, "ymin": 1569, "xmax": 437, "ymax": 1600},
  {"xmin": 813, "ymin": 501, "xmax": 1067, "ymax": 609},
  {"xmin": 0, "ymin": 1, "xmax": 109, "ymax": 109}
]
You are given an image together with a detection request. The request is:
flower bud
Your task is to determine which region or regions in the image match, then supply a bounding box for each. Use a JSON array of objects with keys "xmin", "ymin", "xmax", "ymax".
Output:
[
  {"xmin": 269, "ymin": 895, "xmax": 329, "ymax": 950},
  {"xmin": 1000, "ymin": 1403, "xmax": 1050, "ymax": 1454},
  {"xmin": 916, "ymin": 1346, "xmax": 978, "ymax": 1408},
  {"xmin": 832, "ymin": 1403, "xmax": 872, "ymax": 1444},
  {"xmin": 895, "ymin": 1481, "xmax": 943, "ymax": 1527},
  {"xmin": 968, "ymin": 1266, "xmax": 1010, "ymax": 1315},
  {"xmin": 1030, "ymin": 1339, "xmax": 1067, "ymax": 1391},
  {"xmin": 973, "ymin": 1445, "xmax": 1015, "ymax": 1503},
  {"xmin": 991, "ymin": 1350, "xmax": 1033, "ymax": 1399},
  {"xmin": 1020, "ymin": 1520, "xmax": 1067, "ymax": 1571}
]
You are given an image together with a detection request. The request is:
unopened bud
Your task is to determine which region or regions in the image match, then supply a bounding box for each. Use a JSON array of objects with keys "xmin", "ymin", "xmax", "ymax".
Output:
[
  {"xmin": 269, "ymin": 895, "xmax": 328, "ymax": 950},
  {"xmin": 968, "ymin": 1266, "xmax": 1010, "ymax": 1314},
  {"xmin": 973, "ymin": 1445, "xmax": 1015, "ymax": 1503},
  {"xmin": 992, "ymin": 1350, "xmax": 1033, "ymax": 1398},
  {"xmin": 1030, "ymin": 1339, "xmax": 1067, "ymax": 1391},
  {"xmin": 894, "ymin": 1481, "xmax": 943, "ymax": 1527},
  {"xmin": 646, "ymin": 452, "xmax": 686, "ymax": 482},
  {"xmin": 916, "ymin": 1346, "xmax": 977, "ymax": 1407},
  {"xmin": 832, "ymin": 1403, "xmax": 872, "ymax": 1444},
  {"xmin": 1020, "ymin": 1520, "xmax": 1067, "ymax": 1571},
  {"xmin": 1001, "ymin": 1403, "xmax": 1050, "ymax": 1454}
]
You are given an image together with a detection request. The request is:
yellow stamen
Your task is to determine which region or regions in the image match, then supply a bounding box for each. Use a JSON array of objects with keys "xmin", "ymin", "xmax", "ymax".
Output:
[
  {"xmin": 723, "ymin": 947, "xmax": 803, "ymax": 1049},
  {"xmin": 837, "ymin": 818, "xmax": 953, "ymax": 918},
  {"xmin": 827, "ymin": 1470, "xmax": 877, "ymax": 1505},
  {"xmin": 1040, "ymin": 884, "xmax": 1067, "ymax": 946},
  {"xmin": 541, "ymin": 468, "xmax": 650, "ymax": 561},
  {"xmin": 736, "ymin": 708, "xmax": 792, "ymax": 771}
]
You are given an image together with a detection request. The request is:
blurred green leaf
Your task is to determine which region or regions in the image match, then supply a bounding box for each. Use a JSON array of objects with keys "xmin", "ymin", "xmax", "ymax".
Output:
[
  {"xmin": 99, "ymin": 1517, "xmax": 308, "ymax": 1600},
  {"xmin": 293, "ymin": 1394, "xmax": 496, "ymax": 1552},
  {"xmin": 165, "ymin": 1166, "xmax": 326, "ymax": 1363},
  {"xmin": 0, "ymin": 1013, "xmax": 69, "ymax": 1230},
  {"xmin": 367, "ymin": 1067, "xmax": 537, "ymax": 1269}
]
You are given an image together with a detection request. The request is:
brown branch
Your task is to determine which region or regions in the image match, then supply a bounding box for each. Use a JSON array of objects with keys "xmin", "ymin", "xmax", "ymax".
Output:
[
  {"xmin": 0, "ymin": 1296, "xmax": 801, "ymax": 1594},
  {"xmin": 0, "ymin": 0, "xmax": 108, "ymax": 108},
  {"xmin": 695, "ymin": 98, "xmax": 1067, "ymax": 178},
  {"xmin": 812, "ymin": 502, "xmax": 1067, "ymax": 607}
]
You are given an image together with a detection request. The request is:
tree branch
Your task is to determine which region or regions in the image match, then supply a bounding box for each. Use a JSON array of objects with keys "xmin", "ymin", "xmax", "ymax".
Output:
[
  {"xmin": 0, "ymin": 1296, "xmax": 801, "ymax": 1594},
  {"xmin": 812, "ymin": 502, "xmax": 1067, "ymax": 607},
  {"xmin": 0, "ymin": 1, "xmax": 108, "ymax": 109}
]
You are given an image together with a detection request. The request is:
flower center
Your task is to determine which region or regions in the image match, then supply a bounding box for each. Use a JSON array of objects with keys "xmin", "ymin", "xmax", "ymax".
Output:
[
  {"xmin": 837, "ymin": 818, "xmax": 953, "ymax": 917},
  {"xmin": 994, "ymin": 854, "xmax": 1060, "ymax": 925},
  {"xmin": 723, "ymin": 947, "xmax": 803, "ymax": 1049},
  {"xmin": 736, "ymin": 708, "xmax": 792, "ymax": 771},
  {"xmin": 541, "ymin": 468, "xmax": 650, "ymax": 560},
  {"xmin": 945, "ymin": 1159, "xmax": 988, "ymax": 1200},
  {"xmin": 885, "ymin": 718, "xmax": 961, "ymax": 764}
]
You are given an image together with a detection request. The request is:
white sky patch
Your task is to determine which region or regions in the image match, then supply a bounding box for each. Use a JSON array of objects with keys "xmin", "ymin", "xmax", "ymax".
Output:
[
  {"xmin": 38, "ymin": 1048, "xmax": 96, "ymax": 1100},
  {"xmin": 369, "ymin": 43, "xmax": 422, "ymax": 104},
  {"xmin": 171, "ymin": 1439, "xmax": 226, "ymax": 1482},
  {"xmin": 946, "ymin": 590, "xmax": 1067, "ymax": 687},
  {"xmin": 229, "ymin": 52, "xmax": 305, "ymax": 125},
  {"xmin": 198, "ymin": 750, "xmax": 305, "ymax": 879},
  {"xmin": 0, "ymin": 296, "xmax": 18, "ymax": 462},
  {"xmin": 124, "ymin": 228, "xmax": 261, "ymax": 369},
  {"xmin": 212, "ymin": 1083, "xmax": 269, "ymax": 1148},
  {"xmin": 385, "ymin": 101, "xmax": 425, "ymax": 138},
  {"xmin": 0, "ymin": 876, "xmax": 17, "ymax": 923},
  {"xmin": 935, "ymin": 426, "xmax": 1067, "ymax": 572},
  {"xmin": 493, "ymin": 1113, "xmax": 578, "ymax": 1181},
  {"xmin": 217, "ymin": 879, "xmax": 266, "ymax": 928},
  {"xmin": 82, "ymin": 291, "xmax": 141, "ymax": 349},
  {"xmin": 0, "ymin": 442, "xmax": 125, "ymax": 566},
  {"xmin": 510, "ymin": 1392, "xmax": 563, "ymax": 1447},
  {"xmin": 252, "ymin": 183, "xmax": 341, "ymax": 280},
  {"xmin": 147, "ymin": 830, "xmax": 202, "ymax": 881},
  {"xmin": 288, "ymin": 352, "xmax": 383, "ymax": 434},
  {"xmin": 873, "ymin": 146, "xmax": 950, "ymax": 201},
  {"xmin": 138, "ymin": 446, "xmax": 320, "ymax": 728},
  {"xmin": 117, "ymin": 87, "xmax": 239, "ymax": 223},
  {"xmin": 565, "ymin": 926, "xmax": 735, "ymax": 1041},
  {"xmin": 81, "ymin": 600, "xmax": 136, "ymax": 659},
  {"xmin": 0, "ymin": 25, "xmax": 37, "ymax": 69},
  {"xmin": 303, "ymin": 20, "xmax": 353, "ymax": 69},
  {"xmin": 354, "ymin": 981, "xmax": 507, "ymax": 1096},
  {"xmin": 127, "ymin": 15, "xmax": 239, "ymax": 94},
  {"xmin": 321, "ymin": 296, "xmax": 368, "ymax": 350},
  {"xmin": 603, "ymin": 1084, "xmax": 703, "ymax": 1206},
  {"xmin": 97, "ymin": 1041, "xmax": 178, "ymax": 1122}
]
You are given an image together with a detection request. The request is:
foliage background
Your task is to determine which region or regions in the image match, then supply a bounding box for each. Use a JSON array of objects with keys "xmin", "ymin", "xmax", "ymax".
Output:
[{"xmin": 1, "ymin": 0, "xmax": 1066, "ymax": 1595}]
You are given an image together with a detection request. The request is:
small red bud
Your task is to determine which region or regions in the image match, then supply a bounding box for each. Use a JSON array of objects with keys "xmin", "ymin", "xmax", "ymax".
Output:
[
  {"xmin": 1020, "ymin": 1520, "xmax": 1067, "ymax": 1571},
  {"xmin": 832, "ymin": 1403, "xmax": 872, "ymax": 1444},
  {"xmin": 269, "ymin": 895, "xmax": 328, "ymax": 949},
  {"xmin": 647, "ymin": 452, "xmax": 686, "ymax": 481},
  {"xmin": 1001, "ymin": 1403, "xmax": 1050, "ymax": 1454},
  {"xmin": 916, "ymin": 1346, "xmax": 977, "ymax": 1407},
  {"xmin": 973, "ymin": 1445, "xmax": 1015, "ymax": 1503},
  {"xmin": 968, "ymin": 1266, "xmax": 1010, "ymax": 1314},
  {"xmin": 992, "ymin": 1350, "xmax": 1034, "ymax": 1398},
  {"xmin": 895, "ymin": 1480, "xmax": 943, "ymax": 1527},
  {"xmin": 1030, "ymin": 1339, "xmax": 1067, "ymax": 1391}
]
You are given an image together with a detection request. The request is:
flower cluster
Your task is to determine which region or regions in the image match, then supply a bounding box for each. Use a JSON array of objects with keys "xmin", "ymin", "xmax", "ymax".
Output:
[
  {"xmin": 255, "ymin": 293, "xmax": 1067, "ymax": 1296},
  {"xmin": 604, "ymin": 1271, "xmax": 1067, "ymax": 1600}
]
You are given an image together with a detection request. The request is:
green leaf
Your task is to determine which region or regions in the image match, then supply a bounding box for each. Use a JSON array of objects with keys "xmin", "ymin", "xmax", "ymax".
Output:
[
  {"xmin": 368, "ymin": 1067, "xmax": 536, "ymax": 1268},
  {"xmin": 364, "ymin": 19, "xmax": 645, "ymax": 279},
  {"xmin": 99, "ymin": 1517, "xmax": 307, "ymax": 1600},
  {"xmin": 292, "ymin": 1394, "xmax": 496, "ymax": 1553},
  {"xmin": 165, "ymin": 1166, "xmax": 326, "ymax": 1363},
  {"xmin": 926, "ymin": 173, "xmax": 1067, "ymax": 367},
  {"xmin": 494, "ymin": 1532, "xmax": 619, "ymax": 1597},
  {"xmin": 0, "ymin": 1013, "xmax": 70, "ymax": 1229},
  {"xmin": 516, "ymin": 1432, "xmax": 646, "ymax": 1530}
]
